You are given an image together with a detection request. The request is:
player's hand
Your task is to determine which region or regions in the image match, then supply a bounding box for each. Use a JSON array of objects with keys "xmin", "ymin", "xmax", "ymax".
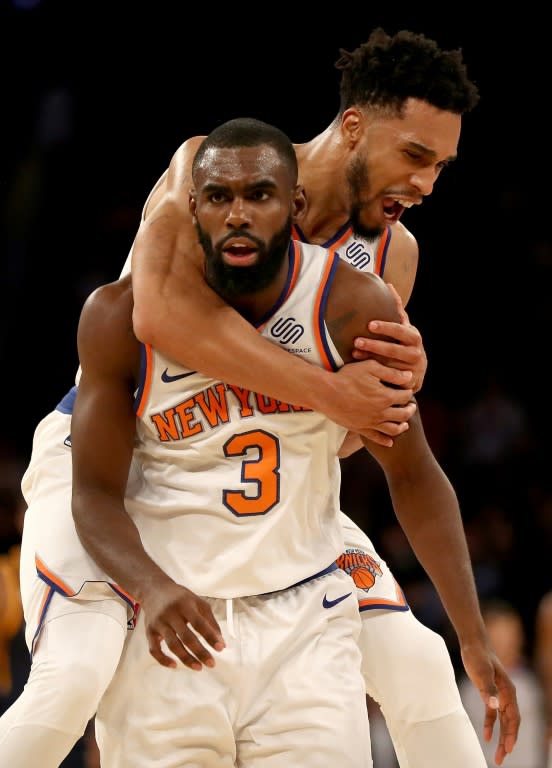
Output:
[
  {"xmin": 141, "ymin": 579, "xmax": 225, "ymax": 670},
  {"xmin": 460, "ymin": 640, "xmax": 520, "ymax": 765},
  {"xmin": 352, "ymin": 284, "xmax": 427, "ymax": 393},
  {"xmin": 326, "ymin": 359, "xmax": 416, "ymax": 447}
]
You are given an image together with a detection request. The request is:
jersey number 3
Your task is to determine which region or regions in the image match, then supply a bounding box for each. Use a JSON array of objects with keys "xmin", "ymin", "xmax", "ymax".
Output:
[{"xmin": 222, "ymin": 429, "xmax": 280, "ymax": 516}]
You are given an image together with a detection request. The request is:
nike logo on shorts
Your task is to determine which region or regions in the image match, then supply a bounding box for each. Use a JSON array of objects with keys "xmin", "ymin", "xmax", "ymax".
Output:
[
  {"xmin": 322, "ymin": 591, "xmax": 352, "ymax": 609},
  {"xmin": 161, "ymin": 368, "xmax": 196, "ymax": 383}
]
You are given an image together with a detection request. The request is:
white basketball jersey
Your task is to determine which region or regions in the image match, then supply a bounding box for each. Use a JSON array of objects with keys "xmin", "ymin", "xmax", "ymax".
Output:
[
  {"xmin": 125, "ymin": 240, "xmax": 348, "ymax": 598},
  {"xmin": 291, "ymin": 220, "xmax": 391, "ymax": 277}
]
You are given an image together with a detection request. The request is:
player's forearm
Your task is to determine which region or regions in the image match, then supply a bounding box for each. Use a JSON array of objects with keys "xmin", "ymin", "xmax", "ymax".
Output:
[
  {"xmin": 338, "ymin": 432, "xmax": 364, "ymax": 458},
  {"xmin": 72, "ymin": 491, "xmax": 171, "ymax": 602},
  {"xmin": 131, "ymin": 206, "xmax": 334, "ymax": 410},
  {"xmin": 135, "ymin": 280, "xmax": 333, "ymax": 412},
  {"xmin": 386, "ymin": 458, "xmax": 486, "ymax": 643}
]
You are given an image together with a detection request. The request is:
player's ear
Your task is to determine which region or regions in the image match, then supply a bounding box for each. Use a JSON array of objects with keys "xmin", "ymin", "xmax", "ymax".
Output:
[
  {"xmin": 292, "ymin": 184, "xmax": 307, "ymax": 222},
  {"xmin": 189, "ymin": 189, "xmax": 197, "ymax": 219},
  {"xmin": 341, "ymin": 108, "xmax": 363, "ymax": 147}
]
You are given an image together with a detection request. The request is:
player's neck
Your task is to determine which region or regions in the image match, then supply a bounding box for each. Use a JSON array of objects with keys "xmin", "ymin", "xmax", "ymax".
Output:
[
  {"xmin": 294, "ymin": 129, "xmax": 351, "ymax": 244},
  {"xmin": 227, "ymin": 253, "xmax": 291, "ymax": 325}
]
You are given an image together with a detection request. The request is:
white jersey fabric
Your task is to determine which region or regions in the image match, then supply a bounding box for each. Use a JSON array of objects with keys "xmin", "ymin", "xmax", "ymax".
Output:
[
  {"xmin": 94, "ymin": 237, "xmax": 373, "ymax": 767},
  {"xmin": 20, "ymin": 218, "xmax": 407, "ymax": 650},
  {"xmin": 127, "ymin": 239, "xmax": 347, "ymax": 597},
  {"xmin": 11, "ymin": 198, "xmax": 490, "ymax": 768}
]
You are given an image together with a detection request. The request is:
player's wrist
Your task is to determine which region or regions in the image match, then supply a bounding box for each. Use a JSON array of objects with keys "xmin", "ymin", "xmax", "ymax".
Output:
[{"xmin": 298, "ymin": 367, "xmax": 335, "ymax": 413}]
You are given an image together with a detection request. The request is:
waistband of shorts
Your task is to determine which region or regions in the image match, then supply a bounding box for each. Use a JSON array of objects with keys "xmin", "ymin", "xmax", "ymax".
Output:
[{"xmin": 262, "ymin": 561, "xmax": 338, "ymax": 597}]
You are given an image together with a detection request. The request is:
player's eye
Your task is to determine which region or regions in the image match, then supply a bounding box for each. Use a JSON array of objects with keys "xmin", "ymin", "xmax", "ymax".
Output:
[
  {"xmin": 248, "ymin": 189, "xmax": 270, "ymax": 201},
  {"xmin": 209, "ymin": 191, "xmax": 229, "ymax": 203},
  {"xmin": 404, "ymin": 149, "xmax": 423, "ymax": 162}
]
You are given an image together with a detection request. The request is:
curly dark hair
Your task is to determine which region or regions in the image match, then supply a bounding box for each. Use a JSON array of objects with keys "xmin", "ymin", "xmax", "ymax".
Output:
[{"xmin": 335, "ymin": 28, "xmax": 479, "ymax": 117}]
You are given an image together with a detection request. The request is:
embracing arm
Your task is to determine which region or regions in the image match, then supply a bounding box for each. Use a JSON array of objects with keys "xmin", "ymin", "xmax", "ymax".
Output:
[
  {"xmin": 130, "ymin": 140, "xmax": 415, "ymax": 445},
  {"xmin": 71, "ymin": 278, "xmax": 224, "ymax": 668},
  {"xmin": 363, "ymin": 417, "xmax": 520, "ymax": 764}
]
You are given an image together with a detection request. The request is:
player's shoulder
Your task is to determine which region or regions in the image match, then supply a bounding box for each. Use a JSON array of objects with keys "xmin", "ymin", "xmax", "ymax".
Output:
[
  {"xmin": 334, "ymin": 257, "xmax": 391, "ymax": 303},
  {"xmin": 328, "ymin": 258, "xmax": 397, "ymax": 334},
  {"xmin": 387, "ymin": 220, "xmax": 418, "ymax": 262},
  {"xmin": 383, "ymin": 220, "xmax": 419, "ymax": 305},
  {"xmin": 169, "ymin": 135, "xmax": 208, "ymax": 168},
  {"xmin": 80, "ymin": 275, "xmax": 133, "ymax": 329},
  {"xmin": 77, "ymin": 275, "xmax": 139, "ymax": 372}
]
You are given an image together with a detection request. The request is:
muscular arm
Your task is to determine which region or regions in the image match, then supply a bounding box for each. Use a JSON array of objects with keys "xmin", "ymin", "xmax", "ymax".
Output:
[
  {"xmin": 362, "ymin": 418, "xmax": 520, "ymax": 763},
  {"xmin": 130, "ymin": 140, "xmax": 416, "ymax": 445},
  {"xmin": 353, "ymin": 223, "xmax": 426, "ymax": 389},
  {"xmin": 330, "ymin": 254, "xmax": 518, "ymax": 761},
  {"xmin": 364, "ymin": 416, "xmax": 484, "ymax": 642},
  {"xmin": 71, "ymin": 277, "xmax": 224, "ymax": 668},
  {"xmin": 379, "ymin": 220, "xmax": 419, "ymax": 305},
  {"xmin": 71, "ymin": 277, "xmax": 169, "ymax": 600}
]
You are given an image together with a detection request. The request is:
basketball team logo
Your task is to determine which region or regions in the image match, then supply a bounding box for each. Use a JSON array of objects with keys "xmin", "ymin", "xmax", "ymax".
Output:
[{"xmin": 336, "ymin": 548, "xmax": 383, "ymax": 591}]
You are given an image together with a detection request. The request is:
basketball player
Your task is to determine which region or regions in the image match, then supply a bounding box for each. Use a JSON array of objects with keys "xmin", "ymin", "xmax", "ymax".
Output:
[
  {"xmin": 0, "ymin": 29, "xmax": 519, "ymax": 768},
  {"xmin": 71, "ymin": 116, "xmax": 468, "ymax": 766},
  {"xmin": 128, "ymin": 28, "xmax": 519, "ymax": 767}
]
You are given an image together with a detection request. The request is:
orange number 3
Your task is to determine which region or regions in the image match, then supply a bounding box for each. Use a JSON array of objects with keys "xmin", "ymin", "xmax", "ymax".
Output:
[{"xmin": 222, "ymin": 429, "xmax": 280, "ymax": 516}]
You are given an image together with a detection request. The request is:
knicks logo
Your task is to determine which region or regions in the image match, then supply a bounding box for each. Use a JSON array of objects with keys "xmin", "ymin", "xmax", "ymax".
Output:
[{"xmin": 336, "ymin": 548, "xmax": 383, "ymax": 591}]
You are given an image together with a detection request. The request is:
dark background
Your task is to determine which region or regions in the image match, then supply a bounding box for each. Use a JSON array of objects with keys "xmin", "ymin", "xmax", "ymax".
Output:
[{"xmin": 1, "ymin": 4, "xmax": 550, "ymax": 762}]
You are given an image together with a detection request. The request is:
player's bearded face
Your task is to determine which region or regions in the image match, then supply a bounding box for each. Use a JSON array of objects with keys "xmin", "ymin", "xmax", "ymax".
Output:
[
  {"xmin": 197, "ymin": 215, "xmax": 293, "ymax": 297},
  {"xmin": 347, "ymin": 156, "xmax": 385, "ymax": 240}
]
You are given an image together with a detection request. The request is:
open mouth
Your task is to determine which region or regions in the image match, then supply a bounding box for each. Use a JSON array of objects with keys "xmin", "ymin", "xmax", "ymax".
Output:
[
  {"xmin": 383, "ymin": 197, "xmax": 415, "ymax": 224},
  {"xmin": 222, "ymin": 243, "xmax": 258, "ymax": 266}
]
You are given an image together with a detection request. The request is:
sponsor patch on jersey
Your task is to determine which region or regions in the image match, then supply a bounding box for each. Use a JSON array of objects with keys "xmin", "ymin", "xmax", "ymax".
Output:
[{"xmin": 269, "ymin": 316, "xmax": 305, "ymax": 345}]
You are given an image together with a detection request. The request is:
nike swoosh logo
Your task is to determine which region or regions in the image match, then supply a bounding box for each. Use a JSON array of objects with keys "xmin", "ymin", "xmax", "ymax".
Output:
[
  {"xmin": 161, "ymin": 368, "xmax": 196, "ymax": 383},
  {"xmin": 322, "ymin": 591, "xmax": 352, "ymax": 609}
]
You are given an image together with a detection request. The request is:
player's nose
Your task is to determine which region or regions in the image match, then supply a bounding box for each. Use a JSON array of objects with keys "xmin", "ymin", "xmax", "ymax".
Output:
[
  {"xmin": 409, "ymin": 167, "xmax": 438, "ymax": 196},
  {"xmin": 225, "ymin": 198, "xmax": 251, "ymax": 227}
]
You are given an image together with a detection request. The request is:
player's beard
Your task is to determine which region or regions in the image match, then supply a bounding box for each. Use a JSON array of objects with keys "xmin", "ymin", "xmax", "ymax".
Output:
[
  {"xmin": 198, "ymin": 216, "xmax": 293, "ymax": 299},
  {"xmin": 347, "ymin": 156, "xmax": 385, "ymax": 241}
]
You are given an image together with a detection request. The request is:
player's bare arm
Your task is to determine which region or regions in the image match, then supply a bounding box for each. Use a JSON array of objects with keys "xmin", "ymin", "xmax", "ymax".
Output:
[
  {"xmin": 380, "ymin": 221, "xmax": 419, "ymax": 306},
  {"xmin": 360, "ymin": 419, "xmax": 519, "ymax": 764},
  {"xmin": 330, "ymin": 256, "xmax": 425, "ymax": 459},
  {"xmin": 326, "ymin": 260, "xmax": 519, "ymax": 762},
  {"xmin": 130, "ymin": 141, "xmax": 417, "ymax": 446},
  {"xmin": 352, "ymin": 223, "xmax": 427, "ymax": 394},
  {"xmin": 71, "ymin": 276, "xmax": 225, "ymax": 670}
]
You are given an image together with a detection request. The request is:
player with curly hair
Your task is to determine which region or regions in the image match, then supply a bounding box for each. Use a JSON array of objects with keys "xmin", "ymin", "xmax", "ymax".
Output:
[{"xmin": 0, "ymin": 28, "xmax": 519, "ymax": 767}]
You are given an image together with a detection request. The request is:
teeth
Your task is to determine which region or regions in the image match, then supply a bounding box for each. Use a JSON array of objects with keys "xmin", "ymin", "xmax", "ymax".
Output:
[{"xmin": 395, "ymin": 200, "xmax": 414, "ymax": 208}]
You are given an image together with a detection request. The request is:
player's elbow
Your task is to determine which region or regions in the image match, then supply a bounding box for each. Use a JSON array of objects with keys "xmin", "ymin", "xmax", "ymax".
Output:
[{"xmin": 132, "ymin": 301, "xmax": 158, "ymax": 345}]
